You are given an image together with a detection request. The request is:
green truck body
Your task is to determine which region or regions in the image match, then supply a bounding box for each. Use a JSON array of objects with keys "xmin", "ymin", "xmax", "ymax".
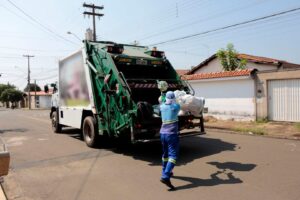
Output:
[{"xmin": 50, "ymin": 40, "xmax": 205, "ymax": 147}]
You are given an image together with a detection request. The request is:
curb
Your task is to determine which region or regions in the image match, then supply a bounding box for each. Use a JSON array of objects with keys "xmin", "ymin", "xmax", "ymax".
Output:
[
  {"xmin": 0, "ymin": 178, "xmax": 7, "ymax": 200},
  {"xmin": 0, "ymin": 136, "xmax": 9, "ymax": 200},
  {"xmin": 206, "ymin": 127, "xmax": 300, "ymax": 141}
]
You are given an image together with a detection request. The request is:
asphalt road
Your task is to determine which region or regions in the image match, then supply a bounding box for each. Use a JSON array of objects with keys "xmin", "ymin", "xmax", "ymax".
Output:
[{"xmin": 0, "ymin": 108, "xmax": 300, "ymax": 200}]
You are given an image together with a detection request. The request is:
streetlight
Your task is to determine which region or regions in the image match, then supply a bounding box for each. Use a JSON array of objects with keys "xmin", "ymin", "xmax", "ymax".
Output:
[{"xmin": 67, "ymin": 31, "xmax": 82, "ymax": 42}]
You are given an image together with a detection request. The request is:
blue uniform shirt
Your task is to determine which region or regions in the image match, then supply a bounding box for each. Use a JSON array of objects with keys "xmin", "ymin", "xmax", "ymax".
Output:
[{"xmin": 160, "ymin": 103, "xmax": 180, "ymax": 134}]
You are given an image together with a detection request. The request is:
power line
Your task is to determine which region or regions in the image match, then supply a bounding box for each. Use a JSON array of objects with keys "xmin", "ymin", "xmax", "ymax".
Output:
[
  {"xmin": 0, "ymin": 53, "xmax": 63, "ymax": 59},
  {"xmin": 6, "ymin": 0, "xmax": 78, "ymax": 46},
  {"xmin": 0, "ymin": 46, "xmax": 73, "ymax": 52},
  {"xmin": 205, "ymin": 16, "xmax": 300, "ymax": 51},
  {"xmin": 31, "ymin": 69, "xmax": 57, "ymax": 78},
  {"xmin": 148, "ymin": 7, "xmax": 300, "ymax": 46},
  {"xmin": 161, "ymin": 15, "xmax": 300, "ymax": 68},
  {"xmin": 149, "ymin": 0, "xmax": 212, "ymax": 26},
  {"xmin": 1, "ymin": 3, "xmax": 41, "ymax": 31},
  {"xmin": 131, "ymin": 0, "xmax": 215, "ymax": 41},
  {"xmin": 138, "ymin": 0, "xmax": 268, "ymax": 41},
  {"xmin": 61, "ymin": 6, "xmax": 83, "ymax": 28},
  {"xmin": 135, "ymin": 0, "xmax": 254, "ymax": 42},
  {"xmin": 32, "ymin": 74, "xmax": 57, "ymax": 81},
  {"xmin": 162, "ymin": 12, "xmax": 300, "ymax": 51}
]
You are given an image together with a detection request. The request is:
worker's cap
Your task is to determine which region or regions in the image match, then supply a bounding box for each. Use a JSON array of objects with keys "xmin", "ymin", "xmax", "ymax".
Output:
[{"xmin": 165, "ymin": 91, "xmax": 176, "ymax": 104}]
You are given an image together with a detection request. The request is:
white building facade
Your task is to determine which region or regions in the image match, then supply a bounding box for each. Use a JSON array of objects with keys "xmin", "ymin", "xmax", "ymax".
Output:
[
  {"xmin": 184, "ymin": 53, "xmax": 300, "ymax": 121},
  {"xmin": 191, "ymin": 76, "xmax": 255, "ymax": 120}
]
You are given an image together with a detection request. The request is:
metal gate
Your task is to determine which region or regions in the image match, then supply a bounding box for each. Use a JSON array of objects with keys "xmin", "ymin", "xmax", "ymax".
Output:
[{"xmin": 268, "ymin": 79, "xmax": 300, "ymax": 122}]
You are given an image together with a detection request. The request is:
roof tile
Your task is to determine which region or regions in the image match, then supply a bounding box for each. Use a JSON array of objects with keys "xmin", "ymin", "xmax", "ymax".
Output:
[
  {"xmin": 26, "ymin": 90, "xmax": 52, "ymax": 96},
  {"xmin": 183, "ymin": 69, "xmax": 252, "ymax": 80},
  {"xmin": 176, "ymin": 69, "xmax": 189, "ymax": 75},
  {"xmin": 238, "ymin": 54, "xmax": 279, "ymax": 65}
]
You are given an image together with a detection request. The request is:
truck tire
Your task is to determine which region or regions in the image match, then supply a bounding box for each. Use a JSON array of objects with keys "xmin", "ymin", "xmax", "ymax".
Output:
[
  {"xmin": 83, "ymin": 116, "xmax": 99, "ymax": 148},
  {"xmin": 51, "ymin": 111, "xmax": 62, "ymax": 133}
]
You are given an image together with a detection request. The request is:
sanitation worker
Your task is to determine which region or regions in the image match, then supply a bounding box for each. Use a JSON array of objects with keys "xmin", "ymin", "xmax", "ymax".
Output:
[{"xmin": 159, "ymin": 91, "xmax": 180, "ymax": 190}]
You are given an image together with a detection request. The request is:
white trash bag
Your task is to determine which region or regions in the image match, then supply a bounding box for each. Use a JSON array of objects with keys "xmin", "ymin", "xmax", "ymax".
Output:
[{"xmin": 174, "ymin": 90, "xmax": 205, "ymax": 117}]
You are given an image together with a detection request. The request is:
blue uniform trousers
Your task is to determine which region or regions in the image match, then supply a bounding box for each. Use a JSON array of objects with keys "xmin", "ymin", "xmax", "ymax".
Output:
[{"xmin": 160, "ymin": 133, "xmax": 179, "ymax": 180}]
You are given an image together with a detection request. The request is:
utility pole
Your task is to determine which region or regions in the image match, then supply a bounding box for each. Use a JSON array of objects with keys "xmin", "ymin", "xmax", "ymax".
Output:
[
  {"xmin": 83, "ymin": 3, "xmax": 104, "ymax": 41},
  {"xmin": 34, "ymin": 79, "xmax": 37, "ymax": 109},
  {"xmin": 23, "ymin": 55, "xmax": 34, "ymax": 109}
]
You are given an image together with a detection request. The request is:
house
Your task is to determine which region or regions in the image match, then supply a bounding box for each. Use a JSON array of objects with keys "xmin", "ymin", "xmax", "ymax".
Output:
[
  {"xmin": 24, "ymin": 90, "xmax": 52, "ymax": 109},
  {"xmin": 184, "ymin": 53, "xmax": 300, "ymax": 122},
  {"xmin": 176, "ymin": 69, "xmax": 189, "ymax": 76},
  {"xmin": 255, "ymin": 69, "xmax": 300, "ymax": 122},
  {"xmin": 187, "ymin": 53, "xmax": 299, "ymax": 74}
]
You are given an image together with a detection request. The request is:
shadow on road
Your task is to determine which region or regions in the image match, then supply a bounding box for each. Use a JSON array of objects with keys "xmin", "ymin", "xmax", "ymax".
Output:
[
  {"xmin": 61, "ymin": 128, "xmax": 83, "ymax": 140},
  {"xmin": 112, "ymin": 136, "xmax": 237, "ymax": 166},
  {"xmin": 52, "ymin": 129, "xmax": 253, "ymax": 191},
  {"xmin": 207, "ymin": 161, "xmax": 256, "ymax": 171},
  {"xmin": 0, "ymin": 128, "xmax": 28, "ymax": 134},
  {"xmin": 172, "ymin": 161, "xmax": 256, "ymax": 190},
  {"xmin": 60, "ymin": 128, "xmax": 238, "ymax": 167}
]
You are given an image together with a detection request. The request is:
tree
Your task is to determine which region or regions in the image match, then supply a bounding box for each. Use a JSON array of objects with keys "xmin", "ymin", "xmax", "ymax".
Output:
[
  {"xmin": 23, "ymin": 83, "xmax": 41, "ymax": 92},
  {"xmin": 0, "ymin": 84, "xmax": 15, "ymax": 107},
  {"xmin": 0, "ymin": 84, "xmax": 15, "ymax": 98},
  {"xmin": 0, "ymin": 88, "xmax": 23, "ymax": 106},
  {"xmin": 217, "ymin": 43, "xmax": 247, "ymax": 71}
]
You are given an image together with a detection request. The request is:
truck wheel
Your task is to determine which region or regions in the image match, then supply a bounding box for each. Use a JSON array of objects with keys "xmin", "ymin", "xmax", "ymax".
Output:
[
  {"xmin": 83, "ymin": 116, "xmax": 99, "ymax": 148},
  {"xmin": 51, "ymin": 111, "xmax": 62, "ymax": 133}
]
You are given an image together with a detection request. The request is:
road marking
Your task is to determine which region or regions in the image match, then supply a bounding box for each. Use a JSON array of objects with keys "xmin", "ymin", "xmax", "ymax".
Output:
[
  {"xmin": 37, "ymin": 138, "xmax": 48, "ymax": 141},
  {"xmin": 5, "ymin": 136, "xmax": 28, "ymax": 147},
  {"xmin": 285, "ymin": 143, "xmax": 297, "ymax": 152}
]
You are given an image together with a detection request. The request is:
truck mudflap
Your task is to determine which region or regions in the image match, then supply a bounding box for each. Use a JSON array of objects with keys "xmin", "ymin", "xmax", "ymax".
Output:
[{"xmin": 133, "ymin": 128, "xmax": 206, "ymax": 143}]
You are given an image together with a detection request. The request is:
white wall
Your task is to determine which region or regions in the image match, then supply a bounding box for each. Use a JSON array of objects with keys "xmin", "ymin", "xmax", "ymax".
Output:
[
  {"xmin": 29, "ymin": 95, "xmax": 51, "ymax": 109},
  {"xmin": 190, "ymin": 77, "xmax": 256, "ymax": 121},
  {"xmin": 246, "ymin": 62, "xmax": 277, "ymax": 71},
  {"xmin": 194, "ymin": 57, "xmax": 277, "ymax": 73},
  {"xmin": 39, "ymin": 96, "xmax": 51, "ymax": 109},
  {"xmin": 195, "ymin": 59, "xmax": 221, "ymax": 73}
]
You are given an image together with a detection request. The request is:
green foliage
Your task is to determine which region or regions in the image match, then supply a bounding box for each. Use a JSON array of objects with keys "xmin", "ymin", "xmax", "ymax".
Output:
[
  {"xmin": 0, "ymin": 84, "xmax": 15, "ymax": 98},
  {"xmin": 217, "ymin": 43, "xmax": 247, "ymax": 71},
  {"xmin": 294, "ymin": 123, "xmax": 300, "ymax": 132},
  {"xmin": 256, "ymin": 117, "xmax": 269, "ymax": 124},
  {"xmin": 0, "ymin": 88, "xmax": 23, "ymax": 103},
  {"xmin": 233, "ymin": 126, "xmax": 266, "ymax": 135},
  {"xmin": 23, "ymin": 83, "xmax": 41, "ymax": 92}
]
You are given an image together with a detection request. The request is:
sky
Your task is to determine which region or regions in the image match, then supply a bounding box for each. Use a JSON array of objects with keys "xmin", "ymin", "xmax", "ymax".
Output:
[{"xmin": 0, "ymin": 0, "xmax": 300, "ymax": 90}]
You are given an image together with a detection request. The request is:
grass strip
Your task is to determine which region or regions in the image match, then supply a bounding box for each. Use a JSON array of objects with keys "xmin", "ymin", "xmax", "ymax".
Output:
[{"xmin": 232, "ymin": 126, "xmax": 266, "ymax": 135}]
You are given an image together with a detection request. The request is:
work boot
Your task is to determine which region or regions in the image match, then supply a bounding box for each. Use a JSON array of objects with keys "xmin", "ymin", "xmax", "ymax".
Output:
[{"xmin": 160, "ymin": 178, "xmax": 175, "ymax": 190}]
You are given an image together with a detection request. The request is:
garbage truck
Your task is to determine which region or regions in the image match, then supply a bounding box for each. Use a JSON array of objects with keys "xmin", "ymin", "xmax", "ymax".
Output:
[{"xmin": 50, "ymin": 40, "xmax": 205, "ymax": 147}]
